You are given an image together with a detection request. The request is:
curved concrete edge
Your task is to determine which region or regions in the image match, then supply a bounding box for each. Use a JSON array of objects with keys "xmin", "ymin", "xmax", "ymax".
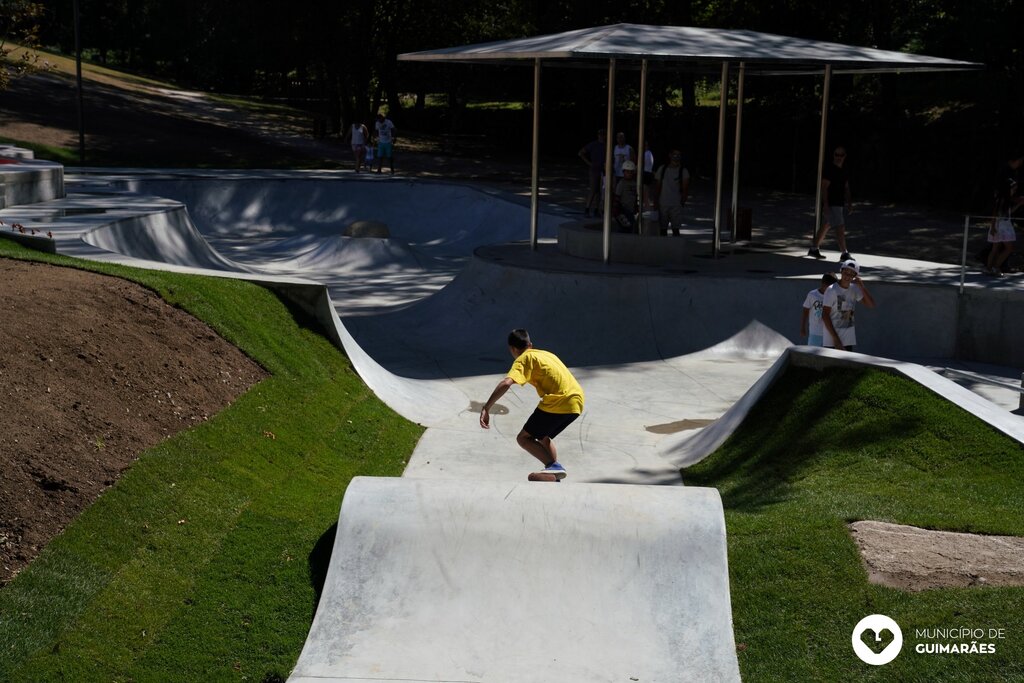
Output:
[
  {"xmin": 271, "ymin": 282, "xmax": 467, "ymax": 426},
  {"xmin": 81, "ymin": 205, "xmax": 248, "ymax": 272},
  {"xmin": 661, "ymin": 346, "xmax": 1024, "ymax": 469},
  {"xmin": 288, "ymin": 477, "xmax": 740, "ymax": 683}
]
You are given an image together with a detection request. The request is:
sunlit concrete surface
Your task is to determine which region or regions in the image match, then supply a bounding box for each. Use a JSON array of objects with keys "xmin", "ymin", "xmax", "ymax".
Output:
[{"xmin": 288, "ymin": 477, "xmax": 740, "ymax": 683}]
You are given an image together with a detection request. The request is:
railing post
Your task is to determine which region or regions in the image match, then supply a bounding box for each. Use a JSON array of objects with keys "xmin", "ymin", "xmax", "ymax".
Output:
[{"xmin": 960, "ymin": 214, "xmax": 970, "ymax": 294}]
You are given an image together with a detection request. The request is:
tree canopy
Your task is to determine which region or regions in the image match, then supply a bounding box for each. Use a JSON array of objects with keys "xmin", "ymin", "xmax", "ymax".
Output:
[{"xmin": 16, "ymin": 1, "xmax": 1024, "ymax": 207}]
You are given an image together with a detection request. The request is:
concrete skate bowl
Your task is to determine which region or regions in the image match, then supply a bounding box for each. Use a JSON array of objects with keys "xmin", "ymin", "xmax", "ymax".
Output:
[
  {"xmin": 110, "ymin": 176, "xmax": 563, "ymax": 262},
  {"xmin": 343, "ymin": 253, "xmax": 795, "ymax": 380}
]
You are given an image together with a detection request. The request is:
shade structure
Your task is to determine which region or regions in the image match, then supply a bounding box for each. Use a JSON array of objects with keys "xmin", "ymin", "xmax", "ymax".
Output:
[
  {"xmin": 399, "ymin": 23, "xmax": 980, "ymax": 73},
  {"xmin": 399, "ymin": 24, "xmax": 982, "ymax": 261}
]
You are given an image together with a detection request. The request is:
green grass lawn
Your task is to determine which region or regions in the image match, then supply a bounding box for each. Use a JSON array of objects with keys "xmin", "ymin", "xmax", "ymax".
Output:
[
  {"xmin": 685, "ymin": 366, "xmax": 1024, "ymax": 682},
  {"xmin": 0, "ymin": 239, "xmax": 421, "ymax": 682},
  {"xmin": 0, "ymin": 136, "xmax": 78, "ymax": 165}
]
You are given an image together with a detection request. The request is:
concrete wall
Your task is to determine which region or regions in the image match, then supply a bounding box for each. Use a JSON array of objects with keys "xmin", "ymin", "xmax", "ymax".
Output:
[
  {"xmin": 956, "ymin": 288, "xmax": 1024, "ymax": 367},
  {"xmin": 0, "ymin": 159, "xmax": 64, "ymax": 209}
]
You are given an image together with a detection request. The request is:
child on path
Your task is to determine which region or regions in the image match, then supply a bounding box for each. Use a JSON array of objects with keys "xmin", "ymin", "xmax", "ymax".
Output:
[
  {"xmin": 800, "ymin": 273, "xmax": 838, "ymax": 346},
  {"xmin": 479, "ymin": 329, "xmax": 585, "ymax": 481}
]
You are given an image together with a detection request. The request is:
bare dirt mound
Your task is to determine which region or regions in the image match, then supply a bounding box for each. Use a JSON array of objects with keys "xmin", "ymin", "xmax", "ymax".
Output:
[
  {"xmin": 0, "ymin": 257, "xmax": 267, "ymax": 584},
  {"xmin": 850, "ymin": 520, "xmax": 1024, "ymax": 591}
]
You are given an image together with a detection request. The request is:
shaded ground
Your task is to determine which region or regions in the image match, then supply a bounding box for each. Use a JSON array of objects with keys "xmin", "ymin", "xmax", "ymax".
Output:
[{"xmin": 0, "ymin": 258, "xmax": 267, "ymax": 584}]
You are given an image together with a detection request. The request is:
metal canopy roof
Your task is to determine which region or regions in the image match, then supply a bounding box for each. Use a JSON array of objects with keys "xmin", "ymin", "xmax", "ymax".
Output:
[{"xmin": 397, "ymin": 23, "xmax": 981, "ymax": 74}]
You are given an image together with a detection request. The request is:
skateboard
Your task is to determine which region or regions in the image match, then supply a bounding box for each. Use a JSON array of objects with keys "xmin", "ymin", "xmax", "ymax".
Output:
[{"xmin": 528, "ymin": 471, "xmax": 563, "ymax": 482}]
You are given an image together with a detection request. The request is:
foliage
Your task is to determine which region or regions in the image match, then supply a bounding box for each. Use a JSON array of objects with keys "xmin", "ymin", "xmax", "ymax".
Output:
[
  {"xmin": 0, "ymin": 1, "xmax": 50, "ymax": 90},
  {"xmin": 24, "ymin": 1, "xmax": 1024, "ymax": 206}
]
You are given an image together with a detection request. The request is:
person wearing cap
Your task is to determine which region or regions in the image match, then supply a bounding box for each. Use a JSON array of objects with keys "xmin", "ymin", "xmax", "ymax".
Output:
[
  {"xmin": 613, "ymin": 160, "xmax": 639, "ymax": 231},
  {"xmin": 801, "ymin": 272, "xmax": 839, "ymax": 346},
  {"xmin": 822, "ymin": 259, "xmax": 876, "ymax": 351}
]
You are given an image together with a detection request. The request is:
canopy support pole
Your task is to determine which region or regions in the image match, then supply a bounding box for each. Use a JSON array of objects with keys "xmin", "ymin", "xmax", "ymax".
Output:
[
  {"xmin": 813, "ymin": 65, "xmax": 832, "ymax": 245},
  {"xmin": 602, "ymin": 58, "xmax": 617, "ymax": 264},
  {"xmin": 636, "ymin": 59, "xmax": 649, "ymax": 236},
  {"xmin": 713, "ymin": 62, "xmax": 730, "ymax": 258},
  {"xmin": 530, "ymin": 58, "xmax": 542, "ymax": 250},
  {"xmin": 729, "ymin": 62, "xmax": 746, "ymax": 245},
  {"xmin": 74, "ymin": 0, "xmax": 85, "ymax": 164}
]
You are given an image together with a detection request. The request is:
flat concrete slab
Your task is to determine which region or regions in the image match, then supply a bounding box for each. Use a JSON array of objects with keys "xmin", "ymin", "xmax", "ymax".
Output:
[{"xmin": 288, "ymin": 477, "xmax": 740, "ymax": 683}]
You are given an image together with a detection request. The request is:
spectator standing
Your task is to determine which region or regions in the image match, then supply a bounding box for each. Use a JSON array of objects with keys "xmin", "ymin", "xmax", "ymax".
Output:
[
  {"xmin": 655, "ymin": 149, "xmax": 690, "ymax": 237},
  {"xmin": 987, "ymin": 177, "xmax": 1019, "ymax": 275},
  {"xmin": 642, "ymin": 140, "xmax": 655, "ymax": 208},
  {"xmin": 346, "ymin": 121, "xmax": 370, "ymax": 172},
  {"xmin": 613, "ymin": 132, "xmax": 634, "ymax": 181},
  {"xmin": 801, "ymin": 273, "xmax": 838, "ymax": 346},
  {"xmin": 822, "ymin": 259, "xmax": 876, "ymax": 352},
  {"xmin": 578, "ymin": 129, "xmax": 607, "ymax": 217},
  {"xmin": 374, "ymin": 113, "xmax": 396, "ymax": 174},
  {"xmin": 808, "ymin": 146, "xmax": 853, "ymax": 261}
]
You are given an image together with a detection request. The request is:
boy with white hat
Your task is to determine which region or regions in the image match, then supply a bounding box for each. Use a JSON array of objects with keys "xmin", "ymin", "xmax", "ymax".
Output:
[{"xmin": 822, "ymin": 259, "xmax": 876, "ymax": 351}]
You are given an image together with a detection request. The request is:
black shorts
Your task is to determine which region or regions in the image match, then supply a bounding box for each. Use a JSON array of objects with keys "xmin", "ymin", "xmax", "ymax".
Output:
[{"xmin": 523, "ymin": 409, "xmax": 580, "ymax": 440}]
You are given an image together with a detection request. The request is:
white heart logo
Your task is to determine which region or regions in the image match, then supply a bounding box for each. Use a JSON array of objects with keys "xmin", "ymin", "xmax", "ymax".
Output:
[{"xmin": 852, "ymin": 614, "xmax": 903, "ymax": 665}]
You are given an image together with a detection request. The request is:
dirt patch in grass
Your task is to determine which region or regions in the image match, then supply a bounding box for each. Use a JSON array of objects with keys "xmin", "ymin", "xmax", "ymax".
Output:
[
  {"xmin": 849, "ymin": 520, "xmax": 1024, "ymax": 591},
  {"xmin": 0, "ymin": 257, "xmax": 267, "ymax": 585}
]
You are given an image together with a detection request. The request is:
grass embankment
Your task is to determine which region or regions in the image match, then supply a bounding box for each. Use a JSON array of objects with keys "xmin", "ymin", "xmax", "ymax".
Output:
[
  {"xmin": 686, "ymin": 366, "xmax": 1024, "ymax": 682},
  {"xmin": 0, "ymin": 239, "xmax": 421, "ymax": 681},
  {"xmin": 0, "ymin": 136, "xmax": 78, "ymax": 165}
]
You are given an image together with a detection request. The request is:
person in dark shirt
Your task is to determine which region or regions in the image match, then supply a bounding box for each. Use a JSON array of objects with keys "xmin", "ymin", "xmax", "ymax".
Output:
[
  {"xmin": 578, "ymin": 129, "xmax": 607, "ymax": 217},
  {"xmin": 808, "ymin": 146, "xmax": 853, "ymax": 261}
]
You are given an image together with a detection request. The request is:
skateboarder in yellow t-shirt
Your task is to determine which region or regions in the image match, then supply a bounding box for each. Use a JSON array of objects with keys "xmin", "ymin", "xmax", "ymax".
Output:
[{"xmin": 479, "ymin": 329, "xmax": 585, "ymax": 481}]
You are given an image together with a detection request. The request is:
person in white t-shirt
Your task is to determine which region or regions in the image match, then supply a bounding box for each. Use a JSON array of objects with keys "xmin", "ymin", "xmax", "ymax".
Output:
[
  {"xmin": 655, "ymin": 149, "xmax": 690, "ymax": 236},
  {"xmin": 374, "ymin": 113, "xmax": 396, "ymax": 174},
  {"xmin": 612, "ymin": 132, "xmax": 634, "ymax": 180},
  {"xmin": 345, "ymin": 121, "xmax": 369, "ymax": 172},
  {"xmin": 822, "ymin": 260, "xmax": 876, "ymax": 351},
  {"xmin": 801, "ymin": 273, "xmax": 838, "ymax": 346}
]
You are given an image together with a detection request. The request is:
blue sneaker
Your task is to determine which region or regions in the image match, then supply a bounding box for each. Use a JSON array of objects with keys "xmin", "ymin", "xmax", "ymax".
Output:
[{"xmin": 542, "ymin": 462, "xmax": 567, "ymax": 480}]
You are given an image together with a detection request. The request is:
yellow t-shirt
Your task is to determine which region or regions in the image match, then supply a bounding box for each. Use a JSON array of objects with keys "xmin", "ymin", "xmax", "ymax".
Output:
[{"xmin": 507, "ymin": 348, "xmax": 585, "ymax": 414}]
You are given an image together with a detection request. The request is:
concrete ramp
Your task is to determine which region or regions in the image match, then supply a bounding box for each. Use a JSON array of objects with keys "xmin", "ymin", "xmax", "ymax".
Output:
[{"xmin": 289, "ymin": 477, "xmax": 740, "ymax": 683}]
